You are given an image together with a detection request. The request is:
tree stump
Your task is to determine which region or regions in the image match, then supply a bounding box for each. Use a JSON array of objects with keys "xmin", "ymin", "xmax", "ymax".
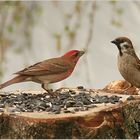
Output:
[{"xmin": 0, "ymin": 81, "xmax": 139, "ymax": 139}]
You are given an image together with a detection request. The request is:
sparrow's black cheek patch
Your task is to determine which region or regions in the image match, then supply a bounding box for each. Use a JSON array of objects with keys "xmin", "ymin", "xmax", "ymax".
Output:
[
  {"xmin": 124, "ymin": 45, "xmax": 129, "ymax": 49},
  {"xmin": 119, "ymin": 50, "xmax": 123, "ymax": 56}
]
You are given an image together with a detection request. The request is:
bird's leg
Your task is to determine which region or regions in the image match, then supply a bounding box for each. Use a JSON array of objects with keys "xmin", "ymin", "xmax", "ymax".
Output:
[
  {"xmin": 41, "ymin": 83, "xmax": 54, "ymax": 96},
  {"xmin": 41, "ymin": 84, "xmax": 59, "ymax": 97}
]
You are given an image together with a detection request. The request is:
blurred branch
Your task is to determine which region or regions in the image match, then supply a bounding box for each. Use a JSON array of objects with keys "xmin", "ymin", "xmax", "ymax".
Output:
[
  {"xmin": 84, "ymin": 1, "xmax": 96, "ymax": 51},
  {"xmin": 0, "ymin": 1, "xmax": 41, "ymax": 80},
  {"xmin": 52, "ymin": 1, "xmax": 88, "ymax": 52},
  {"xmin": 0, "ymin": 3, "xmax": 10, "ymax": 79},
  {"xmin": 109, "ymin": 0, "xmax": 124, "ymax": 27},
  {"xmin": 83, "ymin": 1, "xmax": 97, "ymax": 86},
  {"xmin": 66, "ymin": 1, "xmax": 82, "ymax": 49}
]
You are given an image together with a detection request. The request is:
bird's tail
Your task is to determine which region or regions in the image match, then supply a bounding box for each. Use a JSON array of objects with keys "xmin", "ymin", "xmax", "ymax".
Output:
[{"xmin": 0, "ymin": 75, "xmax": 27, "ymax": 89}]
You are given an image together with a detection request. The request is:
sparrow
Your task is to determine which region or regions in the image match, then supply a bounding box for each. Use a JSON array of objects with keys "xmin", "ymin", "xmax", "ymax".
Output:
[
  {"xmin": 0, "ymin": 50, "xmax": 85, "ymax": 93},
  {"xmin": 111, "ymin": 37, "xmax": 140, "ymax": 88}
]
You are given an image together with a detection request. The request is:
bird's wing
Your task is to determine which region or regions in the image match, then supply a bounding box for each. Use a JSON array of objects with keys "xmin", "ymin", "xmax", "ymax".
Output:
[
  {"xmin": 135, "ymin": 55, "xmax": 140, "ymax": 71},
  {"xmin": 15, "ymin": 58, "xmax": 71, "ymax": 76}
]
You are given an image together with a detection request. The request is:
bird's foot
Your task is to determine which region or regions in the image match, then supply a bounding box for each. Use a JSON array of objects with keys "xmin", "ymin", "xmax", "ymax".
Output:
[
  {"xmin": 46, "ymin": 89, "xmax": 53, "ymax": 94},
  {"xmin": 46, "ymin": 89, "xmax": 59, "ymax": 97},
  {"xmin": 41, "ymin": 84, "xmax": 58, "ymax": 97}
]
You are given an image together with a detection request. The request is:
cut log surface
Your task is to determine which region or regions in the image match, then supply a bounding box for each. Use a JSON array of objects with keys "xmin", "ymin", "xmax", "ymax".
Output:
[{"xmin": 0, "ymin": 84, "xmax": 140, "ymax": 138}]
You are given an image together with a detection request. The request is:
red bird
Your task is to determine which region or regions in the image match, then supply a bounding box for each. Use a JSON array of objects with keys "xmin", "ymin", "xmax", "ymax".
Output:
[{"xmin": 0, "ymin": 50, "xmax": 85, "ymax": 93}]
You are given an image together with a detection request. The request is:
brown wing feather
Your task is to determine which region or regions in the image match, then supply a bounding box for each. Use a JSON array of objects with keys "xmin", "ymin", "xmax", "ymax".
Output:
[
  {"xmin": 15, "ymin": 58, "xmax": 72, "ymax": 76},
  {"xmin": 132, "ymin": 53, "xmax": 140, "ymax": 71}
]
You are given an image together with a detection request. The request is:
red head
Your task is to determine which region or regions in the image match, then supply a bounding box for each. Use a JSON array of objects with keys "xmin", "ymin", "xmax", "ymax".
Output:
[{"xmin": 62, "ymin": 50, "xmax": 85, "ymax": 63}]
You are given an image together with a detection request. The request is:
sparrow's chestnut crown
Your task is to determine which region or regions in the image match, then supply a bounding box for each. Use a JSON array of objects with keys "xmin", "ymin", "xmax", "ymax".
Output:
[{"xmin": 111, "ymin": 37, "xmax": 132, "ymax": 47}]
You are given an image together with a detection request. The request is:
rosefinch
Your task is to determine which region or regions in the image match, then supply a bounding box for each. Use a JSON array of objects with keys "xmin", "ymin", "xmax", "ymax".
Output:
[{"xmin": 0, "ymin": 50, "xmax": 84, "ymax": 93}]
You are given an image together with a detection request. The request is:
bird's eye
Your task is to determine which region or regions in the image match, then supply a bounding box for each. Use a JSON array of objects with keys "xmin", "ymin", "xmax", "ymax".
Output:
[{"xmin": 74, "ymin": 52, "xmax": 79, "ymax": 57}]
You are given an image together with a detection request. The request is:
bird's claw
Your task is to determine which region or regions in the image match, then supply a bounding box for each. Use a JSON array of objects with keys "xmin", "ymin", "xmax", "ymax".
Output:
[{"xmin": 46, "ymin": 89, "xmax": 59, "ymax": 98}]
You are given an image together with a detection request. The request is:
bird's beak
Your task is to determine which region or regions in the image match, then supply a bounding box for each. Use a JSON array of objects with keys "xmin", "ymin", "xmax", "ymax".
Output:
[
  {"xmin": 78, "ymin": 50, "xmax": 85, "ymax": 56},
  {"xmin": 111, "ymin": 40, "xmax": 118, "ymax": 45}
]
